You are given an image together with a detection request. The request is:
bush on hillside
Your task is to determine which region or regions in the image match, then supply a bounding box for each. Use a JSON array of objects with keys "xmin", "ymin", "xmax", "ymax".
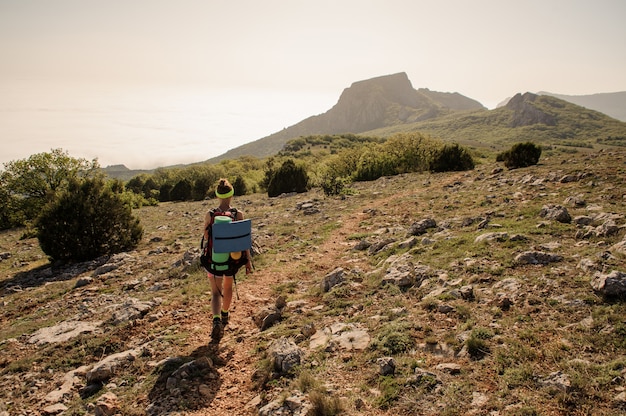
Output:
[
  {"xmin": 430, "ymin": 143, "xmax": 475, "ymax": 172},
  {"xmin": 320, "ymin": 175, "xmax": 351, "ymax": 196},
  {"xmin": 267, "ymin": 159, "xmax": 309, "ymax": 197},
  {"xmin": 353, "ymin": 151, "xmax": 397, "ymax": 181},
  {"xmin": 170, "ymin": 179, "xmax": 192, "ymax": 201},
  {"xmin": 37, "ymin": 177, "xmax": 143, "ymax": 262},
  {"xmin": 497, "ymin": 142, "xmax": 542, "ymax": 169},
  {"xmin": 233, "ymin": 175, "xmax": 248, "ymax": 196}
]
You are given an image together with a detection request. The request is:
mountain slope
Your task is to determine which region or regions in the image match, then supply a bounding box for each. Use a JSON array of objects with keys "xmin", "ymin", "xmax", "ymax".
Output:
[
  {"xmin": 539, "ymin": 91, "xmax": 626, "ymax": 122},
  {"xmin": 210, "ymin": 75, "xmax": 626, "ymax": 164},
  {"xmin": 209, "ymin": 72, "xmax": 484, "ymax": 162},
  {"xmin": 360, "ymin": 92, "xmax": 626, "ymax": 150}
]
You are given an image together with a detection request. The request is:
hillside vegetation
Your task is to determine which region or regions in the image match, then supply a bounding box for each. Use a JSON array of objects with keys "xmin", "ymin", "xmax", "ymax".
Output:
[{"xmin": 1, "ymin": 147, "xmax": 625, "ymax": 415}]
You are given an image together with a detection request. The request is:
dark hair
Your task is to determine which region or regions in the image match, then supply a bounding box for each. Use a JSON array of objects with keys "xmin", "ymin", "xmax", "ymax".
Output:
[{"xmin": 216, "ymin": 178, "xmax": 233, "ymax": 195}]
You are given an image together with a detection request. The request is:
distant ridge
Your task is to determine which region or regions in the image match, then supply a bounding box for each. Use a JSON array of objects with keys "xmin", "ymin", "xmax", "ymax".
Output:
[
  {"xmin": 209, "ymin": 72, "xmax": 484, "ymax": 162},
  {"xmin": 538, "ymin": 91, "xmax": 626, "ymax": 122},
  {"xmin": 363, "ymin": 91, "xmax": 626, "ymax": 149},
  {"xmin": 498, "ymin": 91, "xmax": 626, "ymax": 122},
  {"xmin": 101, "ymin": 164, "xmax": 153, "ymax": 181}
]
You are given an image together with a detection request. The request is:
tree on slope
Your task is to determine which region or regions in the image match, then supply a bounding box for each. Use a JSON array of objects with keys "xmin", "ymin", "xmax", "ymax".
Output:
[{"xmin": 0, "ymin": 149, "xmax": 98, "ymax": 228}]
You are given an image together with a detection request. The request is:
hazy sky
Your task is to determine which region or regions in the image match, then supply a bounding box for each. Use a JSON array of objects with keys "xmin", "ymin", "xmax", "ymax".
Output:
[{"xmin": 1, "ymin": 0, "xmax": 625, "ymax": 168}]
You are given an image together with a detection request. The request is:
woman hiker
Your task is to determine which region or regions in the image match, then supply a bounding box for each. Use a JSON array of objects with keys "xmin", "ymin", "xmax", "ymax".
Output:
[{"xmin": 203, "ymin": 178, "xmax": 252, "ymax": 342}]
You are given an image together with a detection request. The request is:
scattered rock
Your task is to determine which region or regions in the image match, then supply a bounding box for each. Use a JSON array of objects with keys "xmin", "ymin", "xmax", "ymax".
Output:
[
  {"xmin": 408, "ymin": 218, "xmax": 437, "ymax": 236},
  {"xmin": 515, "ymin": 251, "xmax": 563, "ymax": 265},
  {"xmin": 475, "ymin": 232, "xmax": 509, "ymax": 243},
  {"xmin": 377, "ymin": 357, "xmax": 395, "ymax": 375},
  {"xmin": 74, "ymin": 276, "xmax": 94, "ymax": 288},
  {"xmin": 94, "ymin": 392, "xmax": 120, "ymax": 416},
  {"xmin": 44, "ymin": 365, "xmax": 90, "ymax": 404},
  {"xmin": 86, "ymin": 347, "xmax": 143, "ymax": 384},
  {"xmin": 92, "ymin": 253, "xmax": 134, "ymax": 276},
  {"xmin": 268, "ymin": 337, "xmax": 303, "ymax": 374},
  {"xmin": 382, "ymin": 263, "xmax": 414, "ymax": 288},
  {"xmin": 611, "ymin": 239, "xmax": 626, "ymax": 256},
  {"xmin": 368, "ymin": 238, "xmax": 397, "ymax": 254},
  {"xmin": 459, "ymin": 285, "xmax": 474, "ymax": 300},
  {"xmin": 253, "ymin": 305, "xmax": 283, "ymax": 330},
  {"xmin": 41, "ymin": 404, "xmax": 68, "ymax": 415},
  {"xmin": 539, "ymin": 371, "xmax": 571, "ymax": 393},
  {"xmin": 591, "ymin": 270, "xmax": 626, "ymax": 297},
  {"xmin": 573, "ymin": 215, "xmax": 593, "ymax": 226},
  {"xmin": 353, "ymin": 239, "xmax": 371, "ymax": 251},
  {"xmin": 29, "ymin": 321, "xmax": 102, "ymax": 345},
  {"xmin": 435, "ymin": 363, "xmax": 462, "ymax": 374},
  {"xmin": 165, "ymin": 356, "xmax": 214, "ymax": 392},
  {"xmin": 259, "ymin": 392, "xmax": 312, "ymax": 416},
  {"xmin": 309, "ymin": 323, "xmax": 370, "ymax": 351},
  {"xmin": 336, "ymin": 328, "xmax": 370, "ymax": 350},
  {"xmin": 539, "ymin": 204, "xmax": 571, "ymax": 223},
  {"xmin": 397, "ymin": 236, "xmax": 419, "ymax": 249},
  {"xmin": 110, "ymin": 298, "xmax": 158, "ymax": 325},
  {"xmin": 321, "ymin": 267, "xmax": 345, "ymax": 292}
]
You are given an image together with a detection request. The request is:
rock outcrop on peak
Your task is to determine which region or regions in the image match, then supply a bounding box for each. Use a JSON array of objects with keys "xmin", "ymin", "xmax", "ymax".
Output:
[{"xmin": 506, "ymin": 92, "xmax": 557, "ymax": 127}]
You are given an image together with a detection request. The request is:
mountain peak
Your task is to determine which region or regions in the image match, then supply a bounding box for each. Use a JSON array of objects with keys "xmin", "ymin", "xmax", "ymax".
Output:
[
  {"xmin": 209, "ymin": 73, "xmax": 484, "ymax": 162},
  {"xmin": 505, "ymin": 92, "xmax": 556, "ymax": 127},
  {"xmin": 348, "ymin": 72, "xmax": 413, "ymax": 91}
]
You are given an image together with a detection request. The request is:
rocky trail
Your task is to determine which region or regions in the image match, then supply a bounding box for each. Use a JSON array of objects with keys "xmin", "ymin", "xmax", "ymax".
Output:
[{"xmin": 179, "ymin": 196, "xmax": 376, "ymax": 415}]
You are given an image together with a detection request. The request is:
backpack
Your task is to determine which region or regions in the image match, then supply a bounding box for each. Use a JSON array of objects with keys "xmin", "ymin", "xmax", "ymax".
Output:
[{"xmin": 200, "ymin": 208, "xmax": 249, "ymax": 276}]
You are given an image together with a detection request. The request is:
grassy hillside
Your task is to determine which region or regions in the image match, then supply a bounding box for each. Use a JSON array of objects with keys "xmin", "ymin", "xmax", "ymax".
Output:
[
  {"xmin": 364, "ymin": 94, "xmax": 626, "ymax": 151},
  {"xmin": 1, "ymin": 147, "xmax": 625, "ymax": 415}
]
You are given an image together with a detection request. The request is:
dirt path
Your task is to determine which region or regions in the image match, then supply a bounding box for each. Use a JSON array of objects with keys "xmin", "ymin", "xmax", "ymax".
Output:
[{"xmin": 179, "ymin": 200, "xmax": 378, "ymax": 415}]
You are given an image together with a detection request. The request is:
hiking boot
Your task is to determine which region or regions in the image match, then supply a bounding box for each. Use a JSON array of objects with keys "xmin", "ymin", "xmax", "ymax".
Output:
[
  {"xmin": 221, "ymin": 311, "xmax": 229, "ymax": 327},
  {"xmin": 211, "ymin": 318, "xmax": 223, "ymax": 342}
]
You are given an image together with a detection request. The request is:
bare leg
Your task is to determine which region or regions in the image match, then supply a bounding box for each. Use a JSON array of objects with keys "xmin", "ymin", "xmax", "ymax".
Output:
[
  {"xmin": 221, "ymin": 276, "xmax": 234, "ymax": 313},
  {"xmin": 209, "ymin": 274, "xmax": 223, "ymax": 317}
]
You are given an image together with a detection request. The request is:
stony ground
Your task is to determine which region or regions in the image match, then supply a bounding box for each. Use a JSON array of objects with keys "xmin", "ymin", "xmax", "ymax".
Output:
[{"xmin": 1, "ymin": 148, "xmax": 625, "ymax": 415}]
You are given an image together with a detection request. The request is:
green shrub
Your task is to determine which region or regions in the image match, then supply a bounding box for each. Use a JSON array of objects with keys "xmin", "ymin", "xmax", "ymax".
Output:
[
  {"xmin": 170, "ymin": 179, "xmax": 192, "ymax": 201},
  {"xmin": 158, "ymin": 183, "xmax": 172, "ymax": 202},
  {"xmin": 309, "ymin": 390, "xmax": 344, "ymax": 416},
  {"xmin": 371, "ymin": 322, "xmax": 414, "ymax": 355},
  {"xmin": 430, "ymin": 143, "xmax": 475, "ymax": 172},
  {"xmin": 373, "ymin": 376, "xmax": 401, "ymax": 409},
  {"xmin": 466, "ymin": 335, "xmax": 489, "ymax": 360},
  {"xmin": 232, "ymin": 175, "xmax": 248, "ymax": 196},
  {"xmin": 36, "ymin": 177, "xmax": 143, "ymax": 262},
  {"xmin": 320, "ymin": 175, "xmax": 350, "ymax": 196},
  {"xmin": 267, "ymin": 159, "xmax": 309, "ymax": 197},
  {"xmin": 497, "ymin": 142, "xmax": 542, "ymax": 169},
  {"xmin": 354, "ymin": 150, "xmax": 397, "ymax": 181}
]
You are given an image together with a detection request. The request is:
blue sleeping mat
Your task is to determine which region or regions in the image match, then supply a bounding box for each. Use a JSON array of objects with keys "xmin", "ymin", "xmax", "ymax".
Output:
[{"xmin": 212, "ymin": 219, "xmax": 252, "ymax": 253}]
